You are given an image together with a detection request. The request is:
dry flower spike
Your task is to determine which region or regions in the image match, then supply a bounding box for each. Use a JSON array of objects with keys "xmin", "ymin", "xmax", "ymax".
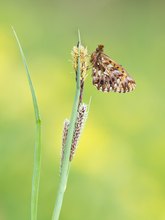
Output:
[
  {"xmin": 90, "ymin": 45, "xmax": 136, "ymax": 93},
  {"xmin": 61, "ymin": 103, "xmax": 88, "ymax": 169},
  {"xmin": 71, "ymin": 45, "xmax": 88, "ymax": 81},
  {"xmin": 70, "ymin": 103, "xmax": 88, "ymax": 161}
]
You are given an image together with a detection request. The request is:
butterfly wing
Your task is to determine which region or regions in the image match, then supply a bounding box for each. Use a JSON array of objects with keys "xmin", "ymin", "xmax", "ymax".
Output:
[{"xmin": 91, "ymin": 45, "xmax": 136, "ymax": 93}]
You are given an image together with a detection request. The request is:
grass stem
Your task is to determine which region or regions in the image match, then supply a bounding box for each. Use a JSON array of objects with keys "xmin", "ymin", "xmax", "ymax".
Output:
[{"xmin": 52, "ymin": 33, "xmax": 81, "ymax": 220}]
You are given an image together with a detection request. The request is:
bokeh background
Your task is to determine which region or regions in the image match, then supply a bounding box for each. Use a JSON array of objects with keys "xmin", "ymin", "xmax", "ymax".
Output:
[{"xmin": 0, "ymin": 0, "xmax": 165, "ymax": 219}]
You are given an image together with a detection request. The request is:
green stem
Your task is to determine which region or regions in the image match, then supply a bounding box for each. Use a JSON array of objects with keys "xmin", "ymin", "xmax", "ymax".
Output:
[
  {"xmin": 31, "ymin": 119, "xmax": 41, "ymax": 220},
  {"xmin": 12, "ymin": 28, "xmax": 41, "ymax": 220},
  {"xmin": 52, "ymin": 35, "xmax": 81, "ymax": 220}
]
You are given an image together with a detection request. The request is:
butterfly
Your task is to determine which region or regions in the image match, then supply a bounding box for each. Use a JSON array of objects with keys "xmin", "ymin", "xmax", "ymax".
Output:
[{"xmin": 90, "ymin": 45, "xmax": 136, "ymax": 93}]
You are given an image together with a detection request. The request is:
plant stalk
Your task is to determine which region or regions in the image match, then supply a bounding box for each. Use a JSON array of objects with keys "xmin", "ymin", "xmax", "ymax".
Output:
[{"xmin": 52, "ymin": 36, "xmax": 81, "ymax": 220}]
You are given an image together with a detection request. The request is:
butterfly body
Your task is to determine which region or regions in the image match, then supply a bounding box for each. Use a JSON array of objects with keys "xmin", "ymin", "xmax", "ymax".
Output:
[{"xmin": 90, "ymin": 45, "xmax": 136, "ymax": 93}]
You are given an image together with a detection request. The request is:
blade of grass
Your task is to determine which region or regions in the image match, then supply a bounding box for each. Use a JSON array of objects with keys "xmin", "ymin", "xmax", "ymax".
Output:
[
  {"xmin": 52, "ymin": 32, "xmax": 81, "ymax": 220},
  {"xmin": 12, "ymin": 27, "xmax": 41, "ymax": 220}
]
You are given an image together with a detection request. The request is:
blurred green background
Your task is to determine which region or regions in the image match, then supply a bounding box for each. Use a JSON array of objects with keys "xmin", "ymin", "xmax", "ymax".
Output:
[{"xmin": 0, "ymin": 0, "xmax": 165, "ymax": 219}]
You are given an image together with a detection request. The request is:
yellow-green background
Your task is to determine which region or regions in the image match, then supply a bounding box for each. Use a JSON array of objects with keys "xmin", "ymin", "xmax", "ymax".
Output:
[{"xmin": 0, "ymin": 0, "xmax": 165, "ymax": 219}]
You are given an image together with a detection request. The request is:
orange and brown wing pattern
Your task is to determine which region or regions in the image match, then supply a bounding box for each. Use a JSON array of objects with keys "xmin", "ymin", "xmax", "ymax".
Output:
[{"xmin": 90, "ymin": 45, "xmax": 136, "ymax": 93}]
